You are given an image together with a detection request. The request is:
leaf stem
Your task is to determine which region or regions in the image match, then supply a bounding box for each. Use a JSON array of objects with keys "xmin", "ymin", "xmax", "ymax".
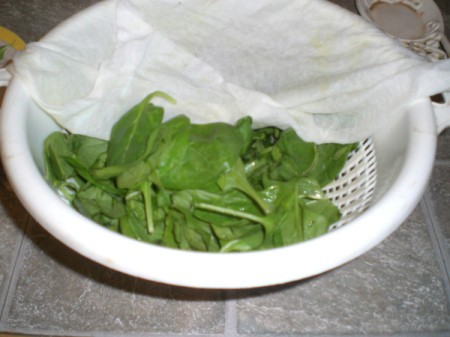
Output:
[
  {"xmin": 147, "ymin": 91, "xmax": 177, "ymax": 105},
  {"xmin": 196, "ymin": 202, "xmax": 269, "ymax": 227},
  {"xmin": 140, "ymin": 181, "xmax": 154, "ymax": 234}
]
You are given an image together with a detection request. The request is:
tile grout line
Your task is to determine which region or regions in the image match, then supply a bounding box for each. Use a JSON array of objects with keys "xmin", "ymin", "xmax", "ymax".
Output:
[
  {"xmin": 434, "ymin": 158, "xmax": 450, "ymax": 167},
  {"xmin": 224, "ymin": 292, "xmax": 238, "ymax": 337},
  {"xmin": 422, "ymin": 193, "xmax": 450, "ymax": 278},
  {"xmin": 420, "ymin": 194, "xmax": 450, "ymax": 301},
  {"xmin": 0, "ymin": 215, "xmax": 31, "ymax": 327},
  {"xmin": 0, "ymin": 328, "xmax": 227, "ymax": 337}
]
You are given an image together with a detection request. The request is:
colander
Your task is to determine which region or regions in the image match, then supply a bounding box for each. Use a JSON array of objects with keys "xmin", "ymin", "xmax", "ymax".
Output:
[{"xmin": 1, "ymin": 5, "xmax": 450, "ymax": 289}]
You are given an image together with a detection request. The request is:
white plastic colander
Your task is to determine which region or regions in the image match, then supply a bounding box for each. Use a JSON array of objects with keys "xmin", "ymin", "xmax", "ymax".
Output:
[
  {"xmin": 324, "ymin": 138, "xmax": 377, "ymax": 230},
  {"xmin": 328, "ymin": 0, "xmax": 450, "ymax": 231},
  {"xmin": 2, "ymin": 76, "xmax": 450, "ymax": 289},
  {"xmin": 1, "ymin": 1, "xmax": 450, "ymax": 289}
]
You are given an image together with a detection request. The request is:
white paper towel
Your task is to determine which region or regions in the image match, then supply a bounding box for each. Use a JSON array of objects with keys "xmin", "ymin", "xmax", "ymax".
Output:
[{"xmin": 8, "ymin": 0, "xmax": 450, "ymax": 143}]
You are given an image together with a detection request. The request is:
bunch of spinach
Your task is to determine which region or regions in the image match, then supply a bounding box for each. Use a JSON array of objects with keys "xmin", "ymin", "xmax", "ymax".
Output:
[{"xmin": 44, "ymin": 92, "xmax": 356, "ymax": 252}]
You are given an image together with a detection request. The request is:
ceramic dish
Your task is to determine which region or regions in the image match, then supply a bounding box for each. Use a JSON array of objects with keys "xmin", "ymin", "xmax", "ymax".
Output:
[{"xmin": 356, "ymin": 0, "xmax": 450, "ymax": 60}]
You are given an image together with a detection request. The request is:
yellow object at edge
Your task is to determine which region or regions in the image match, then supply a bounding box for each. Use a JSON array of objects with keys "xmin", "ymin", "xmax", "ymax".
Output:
[{"xmin": 0, "ymin": 26, "xmax": 26, "ymax": 51}]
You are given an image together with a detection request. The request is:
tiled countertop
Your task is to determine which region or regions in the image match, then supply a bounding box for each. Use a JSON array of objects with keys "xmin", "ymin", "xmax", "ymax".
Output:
[{"xmin": 1, "ymin": 1, "xmax": 450, "ymax": 336}]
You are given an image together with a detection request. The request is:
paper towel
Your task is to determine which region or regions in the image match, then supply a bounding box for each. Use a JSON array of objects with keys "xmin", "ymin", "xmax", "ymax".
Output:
[{"xmin": 8, "ymin": 0, "xmax": 450, "ymax": 143}]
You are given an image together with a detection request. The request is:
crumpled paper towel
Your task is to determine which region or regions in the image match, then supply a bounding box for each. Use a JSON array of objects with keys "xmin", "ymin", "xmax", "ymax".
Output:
[{"xmin": 8, "ymin": 0, "xmax": 450, "ymax": 143}]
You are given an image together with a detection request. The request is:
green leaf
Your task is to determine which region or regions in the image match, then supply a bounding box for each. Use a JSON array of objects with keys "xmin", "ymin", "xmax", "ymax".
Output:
[
  {"xmin": 154, "ymin": 120, "xmax": 243, "ymax": 190},
  {"xmin": 302, "ymin": 198, "xmax": 341, "ymax": 240},
  {"xmin": 309, "ymin": 143, "xmax": 357, "ymax": 186},
  {"xmin": 219, "ymin": 226, "xmax": 264, "ymax": 252},
  {"xmin": 270, "ymin": 128, "xmax": 317, "ymax": 181},
  {"xmin": 0, "ymin": 45, "xmax": 8, "ymax": 61},
  {"xmin": 241, "ymin": 126, "xmax": 281, "ymax": 189},
  {"xmin": 70, "ymin": 134, "xmax": 108, "ymax": 169},
  {"xmin": 43, "ymin": 92, "xmax": 353, "ymax": 253},
  {"xmin": 140, "ymin": 181, "xmax": 155, "ymax": 233},
  {"xmin": 107, "ymin": 91, "xmax": 173, "ymax": 166},
  {"xmin": 64, "ymin": 156, "xmax": 125, "ymax": 196},
  {"xmin": 116, "ymin": 161, "xmax": 152, "ymax": 189},
  {"xmin": 270, "ymin": 128, "xmax": 356, "ymax": 186},
  {"xmin": 44, "ymin": 132, "xmax": 76, "ymax": 183},
  {"xmin": 73, "ymin": 184, "xmax": 126, "ymax": 220},
  {"xmin": 120, "ymin": 195, "xmax": 164, "ymax": 243},
  {"xmin": 235, "ymin": 116, "xmax": 253, "ymax": 155},
  {"xmin": 217, "ymin": 159, "xmax": 272, "ymax": 214},
  {"xmin": 260, "ymin": 181, "xmax": 304, "ymax": 247},
  {"xmin": 192, "ymin": 189, "xmax": 273, "ymax": 237}
]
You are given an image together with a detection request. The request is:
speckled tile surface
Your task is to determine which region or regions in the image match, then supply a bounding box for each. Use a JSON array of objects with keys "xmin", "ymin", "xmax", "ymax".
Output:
[
  {"xmin": 1, "ymin": 1, "xmax": 450, "ymax": 337},
  {"xmin": 436, "ymin": 131, "xmax": 450, "ymax": 161},
  {"xmin": 4, "ymin": 222, "xmax": 225, "ymax": 334},
  {"xmin": 429, "ymin": 166, "xmax": 450, "ymax": 243},
  {"xmin": 0, "ymin": 165, "xmax": 27, "ymax": 318},
  {"xmin": 1, "ymin": 0, "xmax": 99, "ymax": 42},
  {"xmin": 236, "ymin": 208, "xmax": 450, "ymax": 335}
]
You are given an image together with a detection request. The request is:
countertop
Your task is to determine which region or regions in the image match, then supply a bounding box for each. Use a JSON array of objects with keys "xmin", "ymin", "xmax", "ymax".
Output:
[{"xmin": 0, "ymin": 1, "xmax": 450, "ymax": 336}]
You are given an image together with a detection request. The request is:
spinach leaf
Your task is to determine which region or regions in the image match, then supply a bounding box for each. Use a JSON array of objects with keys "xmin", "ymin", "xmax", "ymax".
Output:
[
  {"xmin": 44, "ymin": 132, "xmax": 76, "ymax": 183},
  {"xmin": 302, "ymin": 198, "xmax": 340, "ymax": 240},
  {"xmin": 116, "ymin": 161, "xmax": 152, "ymax": 189},
  {"xmin": 217, "ymin": 159, "xmax": 272, "ymax": 214},
  {"xmin": 107, "ymin": 91, "xmax": 174, "ymax": 166},
  {"xmin": 271, "ymin": 128, "xmax": 356, "ymax": 186},
  {"xmin": 120, "ymin": 193, "xmax": 164, "ymax": 243},
  {"xmin": 154, "ymin": 120, "xmax": 244, "ymax": 190},
  {"xmin": 71, "ymin": 135, "xmax": 108, "ymax": 169},
  {"xmin": 44, "ymin": 132, "xmax": 111, "ymax": 200},
  {"xmin": 310, "ymin": 143, "xmax": 357, "ymax": 186},
  {"xmin": 241, "ymin": 126, "xmax": 281, "ymax": 189},
  {"xmin": 271, "ymin": 128, "xmax": 317, "ymax": 181},
  {"xmin": 263, "ymin": 181, "xmax": 304, "ymax": 247},
  {"xmin": 64, "ymin": 156, "xmax": 125, "ymax": 196},
  {"xmin": 218, "ymin": 226, "xmax": 265, "ymax": 252},
  {"xmin": 170, "ymin": 192, "xmax": 220, "ymax": 252},
  {"xmin": 44, "ymin": 92, "xmax": 357, "ymax": 253},
  {"xmin": 235, "ymin": 116, "xmax": 253, "ymax": 155},
  {"xmin": 72, "ymin": 184, "xmax": 126, "ymax": 220}
]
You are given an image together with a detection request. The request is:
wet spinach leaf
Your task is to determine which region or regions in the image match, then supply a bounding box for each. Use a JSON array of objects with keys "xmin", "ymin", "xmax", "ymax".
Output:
[{"xmin": 44, "ymin": 92, "xmax": 356, "ymax": 253}]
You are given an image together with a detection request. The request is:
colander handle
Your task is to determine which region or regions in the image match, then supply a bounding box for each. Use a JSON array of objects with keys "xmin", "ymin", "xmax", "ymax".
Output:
[{"xmin": 432, "ymin": 92, "xmax": 450, "ymax": 133}]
